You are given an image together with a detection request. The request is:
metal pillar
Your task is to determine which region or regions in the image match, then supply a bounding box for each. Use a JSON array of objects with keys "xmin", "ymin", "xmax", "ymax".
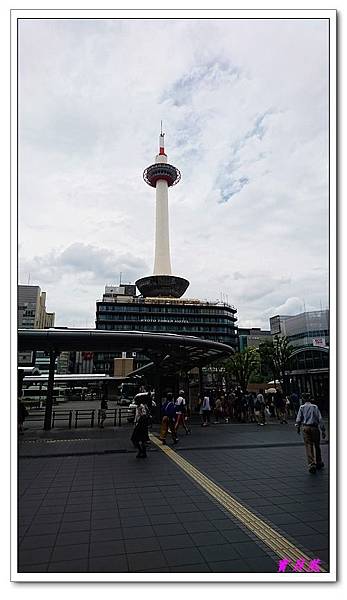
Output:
[
  {"xmin": 44, "ymin": 350, "xmax": 58, "ymax": 431},
  {"xmin": 198, "ymin": 367, "xmax": 203, "ymax": 398}
]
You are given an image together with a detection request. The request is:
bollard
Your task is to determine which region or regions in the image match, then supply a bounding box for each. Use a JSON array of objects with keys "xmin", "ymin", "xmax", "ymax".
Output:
[
  {"xmin": 91, "ymin": 410, "xmax": 95, "ymax": 428},
  {"xmin": 114, "ymin": 409, "xmax": 117, "ymax": 426},
  {"xmin": 68, "ymin": 410, "xmax": 72, "ymax": 429},
  {"xmin": 97, "ymin": 409, "xmax": 100, "ymax": 427},
  {"xmin": 75, "ymin": 410, "xmax": 78, "ymax": 428},
  {"xmin": 52, "ymin": 411, "xmax": 56, "ymax": 428},
  {"xmin": 118, "ymin": 408, "xmax": 121, "ymax": 427}
]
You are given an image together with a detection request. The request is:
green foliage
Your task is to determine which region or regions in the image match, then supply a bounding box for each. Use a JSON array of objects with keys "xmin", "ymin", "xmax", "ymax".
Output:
[
  {"xmin": 258, "ymin": 336, "xmax": 294, "ymax": 392},
  {"xmin": 225, "ymin": 347, "xmax": 259, "ymax": 390}
]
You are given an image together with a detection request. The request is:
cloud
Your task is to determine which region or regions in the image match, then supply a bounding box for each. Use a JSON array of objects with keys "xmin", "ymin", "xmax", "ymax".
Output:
[
  {"xmin": 18, "ymin": 18, "xmax": 329, "ymax": 331},
  {"xmin": 20, "ymin": 243, "xmax": 148, "ymax": 285}
]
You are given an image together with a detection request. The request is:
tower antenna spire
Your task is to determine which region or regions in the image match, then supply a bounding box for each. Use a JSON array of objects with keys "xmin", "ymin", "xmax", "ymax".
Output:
[{"xmin": 160, "ymin": 120, "xmax": 163, "ymax": 135}]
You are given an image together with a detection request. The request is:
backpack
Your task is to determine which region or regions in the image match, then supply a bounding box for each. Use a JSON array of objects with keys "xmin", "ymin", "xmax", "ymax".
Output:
[
  {"xmin": 166, "ymin": 401, "xmax": 176, "ymax": 418},
  {"xmin": 254, "ymin": 399, "xmax": 261, "ymax": 410}
]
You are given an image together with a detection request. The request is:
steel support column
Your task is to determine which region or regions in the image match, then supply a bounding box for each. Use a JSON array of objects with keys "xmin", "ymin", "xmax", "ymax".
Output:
[{"xmin": 44, "ymin": 350, "xmax": 58, "ymax": 431}]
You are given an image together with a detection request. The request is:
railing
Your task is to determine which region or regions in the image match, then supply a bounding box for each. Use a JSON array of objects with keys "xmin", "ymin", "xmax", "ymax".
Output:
[{"xmin": 24, "ymin": 407, "xmax": 136, "ymax": 430}]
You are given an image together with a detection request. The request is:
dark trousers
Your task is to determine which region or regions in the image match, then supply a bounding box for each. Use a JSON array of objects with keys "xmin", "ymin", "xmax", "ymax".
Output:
[{"xmin": 303, "ymin": 426, "xmax": 322, "ymax": 468}]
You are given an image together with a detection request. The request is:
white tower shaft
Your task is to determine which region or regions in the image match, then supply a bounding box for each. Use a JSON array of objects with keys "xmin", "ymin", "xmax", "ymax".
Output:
[{"xmin": 154, "ymin": 178, "xmax": 172, "ymax": 275}]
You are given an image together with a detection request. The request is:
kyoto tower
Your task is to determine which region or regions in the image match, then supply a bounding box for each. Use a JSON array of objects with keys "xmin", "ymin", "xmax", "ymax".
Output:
[{"xmin": 136, "ymin": 127, "xmax": 190, "ymax": 298}]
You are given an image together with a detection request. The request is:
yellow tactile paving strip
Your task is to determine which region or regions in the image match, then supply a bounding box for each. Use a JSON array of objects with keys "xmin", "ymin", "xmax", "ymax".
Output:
[{"xmin": 150, "ymin": 434, "xmax": 327, "ymax": 573}]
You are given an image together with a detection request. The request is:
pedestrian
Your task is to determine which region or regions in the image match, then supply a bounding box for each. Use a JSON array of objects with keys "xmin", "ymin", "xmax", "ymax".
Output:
[
  {"xmin": 214, "ymin": 396, "xmax": 223, "ymax": 423},
  {"xmin": 18, "ymin": 400, "xmax": 28, "ymax": 434},
  {"xmin": 131, "ymin": 396, "xmax": 149, "ymax": 458},
  {"xmin": 295, "ymin": 393, "xmax": 326, "ymax": 473},
  {"xmin": 159, "ymin": 392, "xmax": 177, "ymax": 445},
  {"xmin": 275, "ymin": 389, "xmax": 287, "ymax": 424},
  {"xmin": 99, "ymin": 393, "xmax": 108, "ymax": 428},
  {"xmin": 255, "ymin": 390, "xmax": 266, "ymax": 425},
  {"xmin": 175, "ymin": 390, "xmax": 190, "ymax": 435},
  {"xmin": 201, "ymin": 393, "xmax": 211, "ymax": 427}
]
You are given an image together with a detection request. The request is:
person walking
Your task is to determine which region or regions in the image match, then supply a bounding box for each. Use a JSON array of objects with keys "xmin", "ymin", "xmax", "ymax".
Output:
[
  {"xmin": 159, "ymin": 392, "xmax": 178, "ymax": 444},
  {"xmin": 295, "ymin": 394, "xmax": 326, "ymax": 473},
  {"xmin": 18, "ymin": 400, "xmax": 28, "ymax": 434},
  {"xmin": 131, "ymin": 397, "xmax": 149, "ymax": 458},
  {"xmin": 175, "ymin": 390, "xmax": 190, "ymax": 435},
  {"xmin": 99, "ymin": 394, "xmax": 108, "ymax": 428},
  {"xmin": 201, "ymin": 393, "xmax": 211, "ymax": 427},
  {"xmin": 255, "ymin": 390, "xmax": 266, "ymax": 425}
]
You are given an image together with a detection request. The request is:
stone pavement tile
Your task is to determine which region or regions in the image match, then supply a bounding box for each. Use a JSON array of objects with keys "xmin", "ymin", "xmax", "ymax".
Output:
[
  {"xmin": 124, "ymin": 537, "xmax": 161, "ymax": 553},
  {"xmin": 310, "ymin": 520, "xmax": 329, "ymax": 533},
  {"xmin": 199, "ymin": 544, "xmax": 240, "ymax": 563},
  {"xmin": 202, "ymin": 509, "xmax": 228, "ymax": 520},
  {"xmin": 55, "ymin": 531, "xmax": 90, "ymax": 546},
  {"xmin": 152, "ymin": 522, "xmax": 187, "ymax": 536},
  {"xmin": 26, "ymin": 522, "xmax": 60, "ymax": 536},
  {"xmin": 119, "ymin": 507, "xmax": 148, "ymax": 518},
  {"xmin": 127, "ymin": 550, "xmax": 168, "ymax": 572},
  {"xmin": 295, "ymin": 511, "xmax": 326, "ymax": 522},
  {"xmin": 19, "ymin": 547, "xmax": 52, "ymax": 566},
  {"xmin": 278, "ymin": 523, "xmax": 318, "ymax": 536},
  {"xmin": 19, "ymin": 563, "xmax": 48, "ymax": 573},
  {"xmin": 51, "ymin": 543, "xmax": 89, "ymax": 562},
  {"xmin": 121, "ymin": 515, "xmax": 151, "ymax": 527},
  {"xmin": 163, "ymin": 547, "xmax": 204, "ymax": 567},
  {"xmin": 157, "ymin": 534, "xmax": 195, "ymax": 550},
  {"xmin": 20, "ymin": 534, "xmax": 57, "ymax": 550},
  {"xmin": 190, "ymin": 531, "xmax": 227, "ymax": 547},
  {"xmin": 265, "ymin": 513, "xmax": 302, "ymax": 526},
  {"xmin": 89, "ymin": 554, "xmax": 129, "ymax": 572},
  {"xmin": 27, "ymin": 513, "xmax": 62, "ymax": 525},
  {"xmin": 91, "ymin": 509, "xmax": 119, "ymax": 521},
  {"xmin": 60, "ymin": 520, "xmax": 90, "ymax": 533},
  {"xmin": 210, "ymin": 518, "xmax": 242, "ymax": 532},
  {"xmin": 183, "ymin": 521, "xmax": 218, "ymax": 534},
  {"xmin": 234, "ymin": 542, "xmax": 270, "ymax": 559},
  {"xmin": 47, "ymin": 559, "xmax": 89, "ymax": 572},
  {"xmin": 117, "ymin": 499, "xmax": 144, "ymax": 509},
  {"xmin": 221, "ymin": 529, "xmax": 255, "ymax": 544},
  {"xmin": 64, "ymin": 503, "xmax": 91, "ymax": 514},
  {"xmin": 149, "ymin": 513, "xmax": 180, "ymax": 525},
  {"xmin": 145, "ymin": 504, "xmax": 171, "ymax": 516},
  {"xmin": 91, "ymin": 528, "xmax": 123, "ymax": 542},
  {"xmin": 122, "ymin": 525, "xmax": 155, "ymax": 539},
  {"xmin": 209, "ymin": 559, "xmax": 250, "ymax": 573},
  {"xmin": 178, "ymin": 511, "xmax": 212, "ymax": 523},
  {"xmin": 170, "ymin": 563, "xmax": 211, "ymax": 573},
  {"xmin": 245, "ymin": 556, "xmax": 278, "ymax": 572},
  {"xmin": 62, "ymin": 511, "xmax": 91, "ymax": 522},
  {"xmin": 294, "ymin": 534, "xmax": 330, "ymax": 550},
  {"xmin": 91, "ymin": 517, "xmax": 121, "ymax": 529},
  {"xmin": 89, "ymin": 540, "xmax": 125, "ymax": 557}
]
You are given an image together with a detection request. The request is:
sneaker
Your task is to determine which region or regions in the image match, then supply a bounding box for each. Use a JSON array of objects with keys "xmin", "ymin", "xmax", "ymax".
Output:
[
  {"xmin": 316, "ymin": 462, "xmax": 325, "ymax": 470},
  {"xmin": 161, "ymin": 439, "xmax": 166, "ymax": 445},
  {"xmin": 309, "ymin": 465, "xmax": 317, "ymax": 474}
]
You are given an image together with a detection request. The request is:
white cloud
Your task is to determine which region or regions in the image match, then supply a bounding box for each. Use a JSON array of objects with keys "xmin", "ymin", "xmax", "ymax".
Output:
[{"xmin": 18, "ymin": 18, "xmax": 329, "ymax": 329}]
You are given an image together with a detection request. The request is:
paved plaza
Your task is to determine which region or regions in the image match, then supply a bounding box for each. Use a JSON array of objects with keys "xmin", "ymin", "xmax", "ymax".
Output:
[{"xmin": 17, "ymin": 419, "xmax": 330, "ymax": 575}]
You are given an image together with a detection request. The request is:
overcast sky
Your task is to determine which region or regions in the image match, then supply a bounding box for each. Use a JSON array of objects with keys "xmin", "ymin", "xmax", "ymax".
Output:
[{"xmin": 18, "ymin": 18, "xmax": 329, "ymax": 329}]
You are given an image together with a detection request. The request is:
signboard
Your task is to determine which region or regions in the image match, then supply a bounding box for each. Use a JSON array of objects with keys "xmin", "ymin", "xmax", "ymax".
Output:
[{"xmin": 312, "ymin": 337, "xmax": 326, "ymax": 347}]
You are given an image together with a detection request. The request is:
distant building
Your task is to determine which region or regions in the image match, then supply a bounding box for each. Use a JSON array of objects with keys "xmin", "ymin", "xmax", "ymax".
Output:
[
  {"xmin": 238, "ymin": 327, "xmax": 272, "ymax": 351},
  {"xmin": 18, "ymin": 285, "xmax": 56, "ymax": 366},
  {"xmin": 18, "ymin": 285, "xmax": 55, "ymax": 330},
  {"xmin": 94, "ymin": 283, "xmax": 238, "ymax": 374},
  {"xmin": 270, "ymin": 310, "xmax": 329, "ymax": 348}
]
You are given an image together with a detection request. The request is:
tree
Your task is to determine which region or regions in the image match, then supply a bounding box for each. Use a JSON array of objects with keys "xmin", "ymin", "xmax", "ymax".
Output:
[
  {"xmin": 258, "ymin": 336, "xmax": 293, "ymax": 393},
  {"xmin": 225, "ymin": 348, "xmax": 259, "ymax": 391},
  {"xmin": 272, "ymin": 336, "xmax": 293, "ymax": 395}
]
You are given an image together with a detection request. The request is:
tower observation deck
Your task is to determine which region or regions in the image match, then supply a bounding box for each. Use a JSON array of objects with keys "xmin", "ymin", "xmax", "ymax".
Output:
[{"xmin": 136, "ymin": 129, "xmax": 189, "ymax": 298}]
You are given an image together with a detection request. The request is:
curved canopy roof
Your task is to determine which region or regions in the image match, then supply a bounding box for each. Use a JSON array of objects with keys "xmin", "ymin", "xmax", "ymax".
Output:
[{"xmin": 18, "ymin": 328, "xmax": 234, "ymax": 375}]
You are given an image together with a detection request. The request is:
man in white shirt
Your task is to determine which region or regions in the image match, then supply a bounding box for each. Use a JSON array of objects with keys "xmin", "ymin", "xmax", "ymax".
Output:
[
  {"xmin": 201, "ymin": 394, "xmax": 211, "ymax": 427},
  {"xmin": 295, "ymin": 394, "xmax": 326, "ymax": 473}
]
